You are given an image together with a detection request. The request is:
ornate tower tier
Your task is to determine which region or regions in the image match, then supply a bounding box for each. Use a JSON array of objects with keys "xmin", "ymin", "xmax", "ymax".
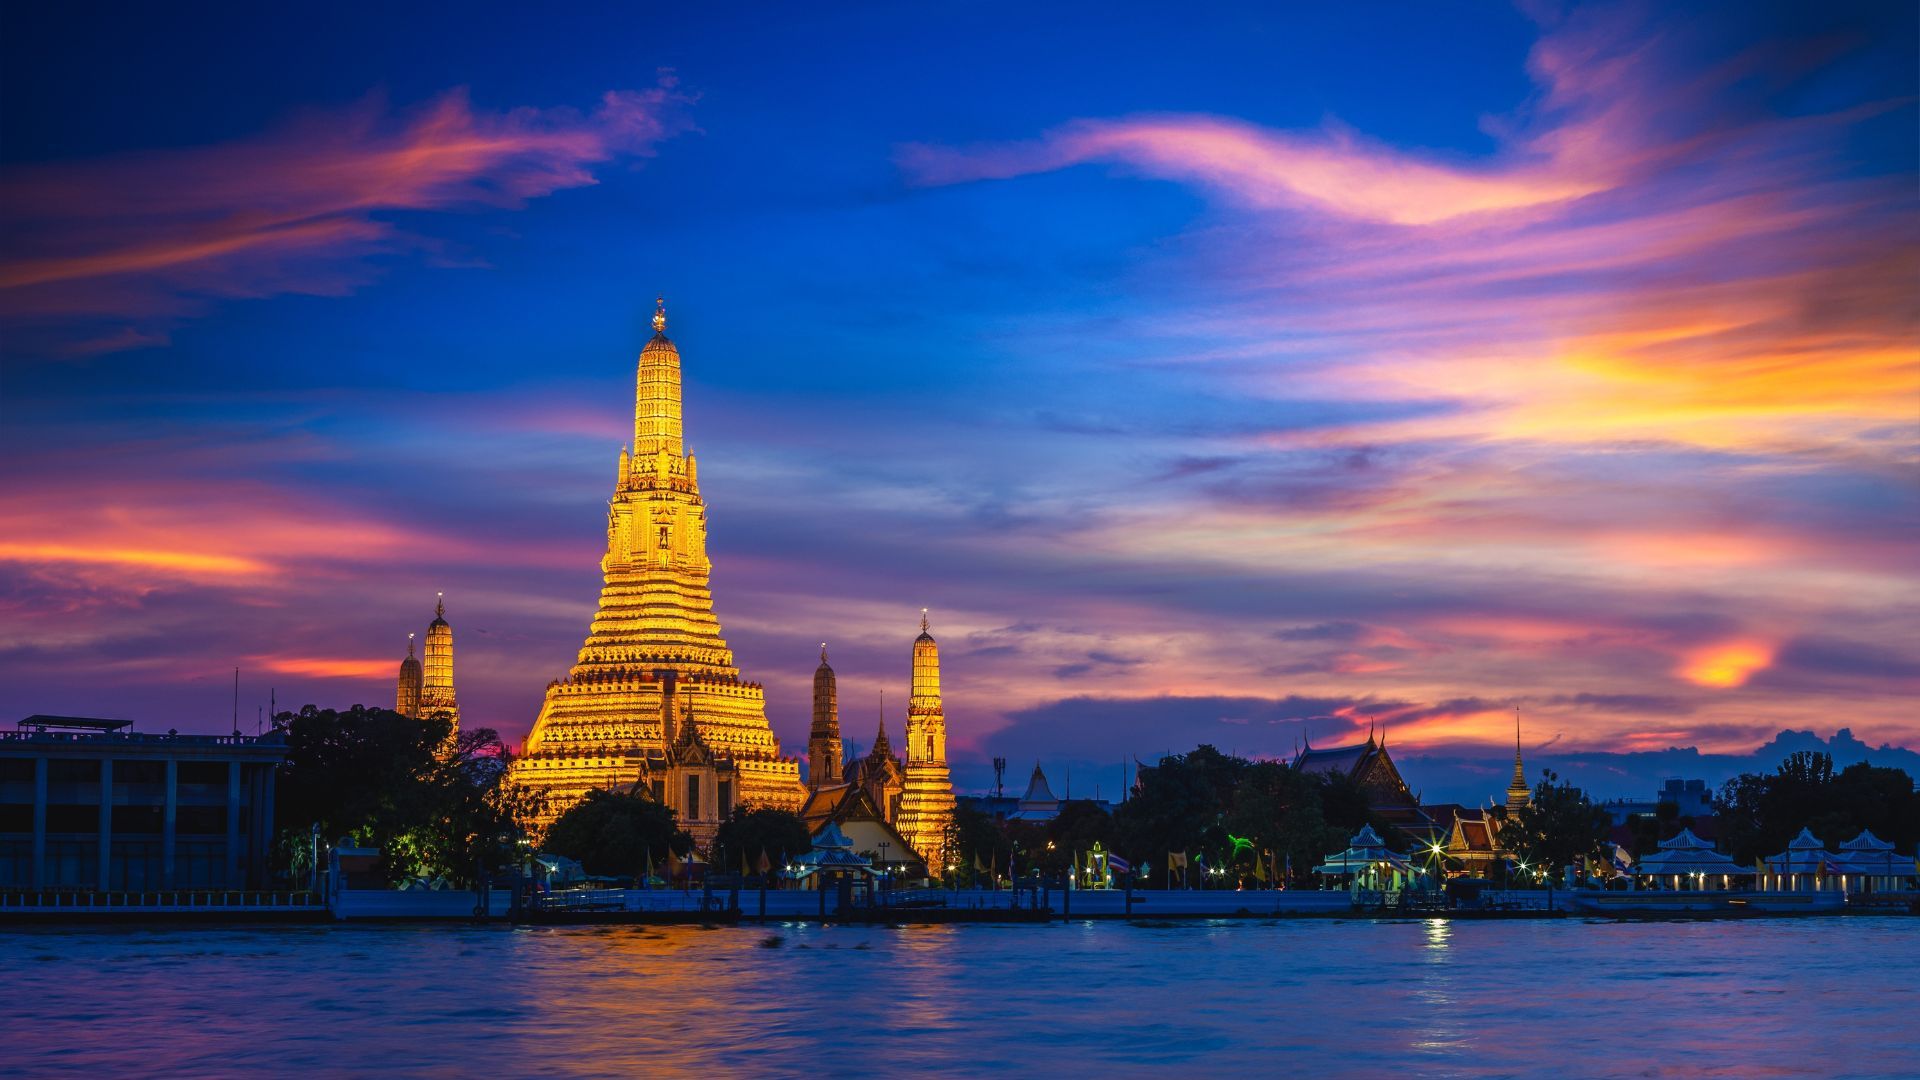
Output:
[
  {"xmin": 808, "ymin": 645, "xmax": 842, "ymax": 789},
  {"xmin": 419, "ymin": 594, "xmax": 459, "ymax": 732},
  {"xmin": 894, "ymin": 610, "xmax": 955, "ymax": 867},
  {"xmin": 395, "ymin": 633, "xmax": 422, "ymax": 719},
  {"xmin": 511, "ymin": 300, "xmax": 803, "ymax": 830}
]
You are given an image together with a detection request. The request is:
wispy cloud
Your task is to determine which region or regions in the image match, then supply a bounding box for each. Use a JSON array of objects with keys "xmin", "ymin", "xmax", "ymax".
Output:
[{"xmin": 0, "ymin": 78, "xmax": 693, "ymax": 353}]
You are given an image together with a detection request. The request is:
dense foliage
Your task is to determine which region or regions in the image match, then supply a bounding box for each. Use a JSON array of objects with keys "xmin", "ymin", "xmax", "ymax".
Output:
[
  {"xmin": 710, "ymin": 806, "xmax": 812, "ymax": 878},
  {"xmin": 541, "ymin": 788, "xmax": 692, "ymax": 879},
  {"xmin": 1503, "ymin": 769, "xmax": 1612, "ymax": 880},
  {"xmin": 943, "ymin": 744, "xmax": 1396, "ymax": 887},
  {"xmin": 274, "ymin": 705, "xmax": 540, "ymax": 887},
  {"xmin": 1714, "ymin": 752, "xmax": 1919, "ymax": 863}
]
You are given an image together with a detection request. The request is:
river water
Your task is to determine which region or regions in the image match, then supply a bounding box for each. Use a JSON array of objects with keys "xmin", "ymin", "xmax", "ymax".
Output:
[{"xmin": 3, "ymin": 917, "xmax": 1916, "ymax": 1077}]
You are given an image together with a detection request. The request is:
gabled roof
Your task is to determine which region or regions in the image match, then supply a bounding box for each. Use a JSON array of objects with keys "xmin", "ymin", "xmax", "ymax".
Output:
[
  {"xmin": 1839, "ymin": 829, "xmax": 1894, "ymax": 853},
  {"xmin": 1637, "ymin": 829, "xmax": 1750, "ymax": 876},
  {"xmin": 798, "ymin": 781, "xmax": 888, "ymax": 828}
]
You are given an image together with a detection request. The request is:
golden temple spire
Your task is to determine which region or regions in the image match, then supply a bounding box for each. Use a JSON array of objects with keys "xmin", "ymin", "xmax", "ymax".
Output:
[
  {"xmin": 653, "ymin": 295, "xmax": 667, "ymax": 334},
  {"xmin": 1506, "ymin": 707, "xmax": 1531, "ymax": 812},
  {"xmin": 921, "ymin": 607, "xmax": 930, "ymax": 634}
]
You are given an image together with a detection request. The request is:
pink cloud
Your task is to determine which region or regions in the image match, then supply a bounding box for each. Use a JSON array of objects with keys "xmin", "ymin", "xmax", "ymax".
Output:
[{"xmin": 0, "ymin": 78, "xmax": 693, "ymax": 349}]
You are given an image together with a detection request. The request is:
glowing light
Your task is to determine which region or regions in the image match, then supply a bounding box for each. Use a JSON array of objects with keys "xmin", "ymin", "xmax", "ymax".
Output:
[{"xmin": 1678, "ymin": 640, "xmax": 1775, "ymax": 688}]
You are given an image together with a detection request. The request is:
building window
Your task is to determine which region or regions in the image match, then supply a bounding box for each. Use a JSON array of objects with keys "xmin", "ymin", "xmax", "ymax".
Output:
[
  {"xmin": 685, "ymin": 775, "xmax": 701, "ymax": 820},
  {"xmin": 717, "ymin": 780, "xmax": 732, "ymax": 819}
]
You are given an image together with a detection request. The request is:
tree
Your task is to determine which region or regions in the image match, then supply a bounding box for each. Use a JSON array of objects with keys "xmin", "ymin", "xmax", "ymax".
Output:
[
  {"xmin": 543, "ymin": 788, "xmax": 691, "ymax": 879},
  {"xmin": 945, "ymin": 803, "xmax": 1009, "ymax": 886},
  {"xmin": 711, "ymin": 806, "xmax": 812, "ymax": 877},
  {"xmin": 1504, "ymin": 769, "xmax": 1611, "ymax": 882},
  {"xmin": 1715, "ymin": 753, "xmax": 1918, "ymax": 863},
  {"xmin": 274, "ymin": 705, "xmax": 538, "ymax": 886}
]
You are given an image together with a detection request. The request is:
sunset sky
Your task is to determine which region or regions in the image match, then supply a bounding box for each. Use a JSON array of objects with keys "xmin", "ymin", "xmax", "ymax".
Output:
[{"xmin": 3, "ymin": 2, "xmax": 1915, "ymax": 802}]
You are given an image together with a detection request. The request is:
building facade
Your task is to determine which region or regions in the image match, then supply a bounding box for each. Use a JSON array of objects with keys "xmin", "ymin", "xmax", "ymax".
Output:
[
  {"xmin": 0, "ymin": 716, "xmax": 285, "ymax": 892},
  {"xmin": 510, "ymin": 301, "xmax": 804, "ymax": 834}
]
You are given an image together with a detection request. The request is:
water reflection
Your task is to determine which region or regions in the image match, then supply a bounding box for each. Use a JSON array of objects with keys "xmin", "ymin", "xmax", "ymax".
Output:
[{"xmin": 2, "ymin": 919, "xmax": 1915, "ymax": 1076}]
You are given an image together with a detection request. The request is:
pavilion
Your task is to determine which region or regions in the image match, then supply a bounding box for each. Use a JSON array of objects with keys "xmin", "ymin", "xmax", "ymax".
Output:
[
  {"xmin": 1632, "ymin": 828, "xmax": 1753, "ymax": 890},
  {"xmin": 791, "ymin": 822, "xmax": 876, "ymax": 887},
  {"xmin": 1835, "ymin": 830, "xmax": 1916, "ymax": 895},
  {"xmin": 1760, "ymin": 828, "xmax": 1838, "ymax": 892},
  {"xmin": 1313, "ymin": 824, "xmax": 1415, "ymax": 892}
]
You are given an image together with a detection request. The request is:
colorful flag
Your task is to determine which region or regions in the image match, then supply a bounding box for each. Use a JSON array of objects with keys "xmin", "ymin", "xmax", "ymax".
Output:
[
  {"xmin": 1253, "ymin": 852, "xmax": 1267, "ymax": 882},
  {"xmin": 757, "ymin": 850, "xmax": 773, "ymax": 875},
  {"xmin": 974, "ymin": 852, "xmax": 987, "ymax": 873},
  {"xmin": 1107, "ymin": 853, "xmax": 1132, "ymax": 875},
  {"xmin": 1168, "ymin": 851, "xmax": 1188, "ymax": 869}
]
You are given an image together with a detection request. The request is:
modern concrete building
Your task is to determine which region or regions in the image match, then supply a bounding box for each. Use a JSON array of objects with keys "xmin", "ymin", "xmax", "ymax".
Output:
[{"xmin": 0, "ymin": 715, "xmax": 286, "ymax": 891}]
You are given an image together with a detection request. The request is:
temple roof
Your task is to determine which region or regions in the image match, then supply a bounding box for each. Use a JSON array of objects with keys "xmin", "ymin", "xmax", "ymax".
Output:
[
  {"xmin": 1019, "ymin": 764, "xmax": 1058, "ymax": 806},
  {"xmin": 1637, "ymin": 829, "xmax": 1749, "ymax": 875},
  {"xmin": 1840, "ymin": 829, "xmax": 1894, "ymax": 852}
]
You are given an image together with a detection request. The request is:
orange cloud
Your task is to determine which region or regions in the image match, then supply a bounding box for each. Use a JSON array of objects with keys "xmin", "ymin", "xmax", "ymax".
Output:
[
  {"xmin": 248, "ymin": 655, "xmax": 395, "ymax": 680},
  {"xmin": 0, "ymin": 542, "xmax": 267, "ymax": 577},
  {"xmin": 1678, "ymin": 640, "xmax": 1776, "ymax": 688}
]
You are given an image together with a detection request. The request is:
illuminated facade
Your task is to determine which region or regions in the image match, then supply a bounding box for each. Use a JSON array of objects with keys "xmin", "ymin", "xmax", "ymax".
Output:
[
  {"xmin": 420, "ymin": 595, "xmax": 460, "ymax": 731},
  {"xmin": 845, "ymin": 708, "xmax": 905, "ymax": 827},
  {"xmin": 395, "ymin": 633, "xmax": 422, "ymax": 719},
  {"xmin": 510, "ymin": 301, "xmax": 803, "ymax": 835},
  {"xmin": 893, "ymin": 612, "xmax": 954, "ymax": 867},
  {"xmin": 392, "ymin": 596, "xmax": 458, "ymax": 731}
]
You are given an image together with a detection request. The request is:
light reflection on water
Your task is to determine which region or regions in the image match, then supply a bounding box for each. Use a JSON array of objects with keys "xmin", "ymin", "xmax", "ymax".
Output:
[{"xmin": 2, "ymin": 918, "xmax": 1916, "ymax": 1077}]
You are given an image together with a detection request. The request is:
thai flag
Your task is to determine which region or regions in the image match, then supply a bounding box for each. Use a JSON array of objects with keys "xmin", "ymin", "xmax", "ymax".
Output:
[
  {"xmin": 1611, "ymin": 845, "xmax": 1633, "ymax": 874},
  {"xmin": 1107, "ymin": 853, "xmax": 1132, "ymax": 875}
]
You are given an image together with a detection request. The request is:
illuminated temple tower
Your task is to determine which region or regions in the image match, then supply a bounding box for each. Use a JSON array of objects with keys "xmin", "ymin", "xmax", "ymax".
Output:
[
  {"xmin": 807, "ymin": 645, "xmax": 842, "ymax": 790},
  {"xmin": 511, "ymin": 300, "xmax": 803, "ymax": 833},
  {"xmin": 418, "ymin": 594, "xmax": 460, "ymax": 731},
  {"xmin": 893, "ymin": 611, "xmax": 955, "ymax": 867},
  {"xmin": 395, "ymin": 633, "xmax": 422, "ymax": 719}
]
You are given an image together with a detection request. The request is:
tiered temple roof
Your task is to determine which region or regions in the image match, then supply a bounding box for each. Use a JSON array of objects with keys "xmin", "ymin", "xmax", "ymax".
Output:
[{"xmin": 510, "ymin": 301, "xmax": 802, "ymax": 828}]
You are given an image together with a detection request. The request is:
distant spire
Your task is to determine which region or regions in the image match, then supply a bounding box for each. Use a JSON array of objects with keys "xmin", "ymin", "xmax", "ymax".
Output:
[
  {"xmin": 436, "ymin": 592, "xmax": 445, "ymax": 619},
  {"xmin": 407, "ymin": 632, "xmax": 415, "ymax": 657},
  {"xmin": 1506, "ymin": 706, "xmax": 1531, "ymax": 812},
  {"xmin": 821, "ymin": 641, "xmax": 829, "ymax": 663},
  {"xmin": 921, "ymin": 607, "xmax": 930, "ymax": 633},
  {"xmin": 653, "ymin": 295, "xmax": 666, "ymax": 334}
]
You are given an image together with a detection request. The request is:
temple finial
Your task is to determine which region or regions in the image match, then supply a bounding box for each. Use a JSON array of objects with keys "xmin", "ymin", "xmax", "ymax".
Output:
[
  {"xmin": 820, "ymin": 641, "xmax": 829, "ymax": 662},
  {"xmin": 653, "ymin": 295, "xmax": 666, "ymax": 333},
  {"xmin": 436, "ymin": 592, "xmax": 445, "ymax": 619},
  {"xmin": 407, "ymin": 632, "xmax": 415, "ymax": 657},
  {"xmin": 920, "ymin": 607, "xmax": 930, "ymax": 633}
]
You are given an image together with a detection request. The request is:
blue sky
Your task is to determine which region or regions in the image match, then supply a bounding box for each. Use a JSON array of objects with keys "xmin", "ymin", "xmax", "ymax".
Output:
[{"xmin": 3, "ymin": 1, "xmax": 1915, "ymax": 803}]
